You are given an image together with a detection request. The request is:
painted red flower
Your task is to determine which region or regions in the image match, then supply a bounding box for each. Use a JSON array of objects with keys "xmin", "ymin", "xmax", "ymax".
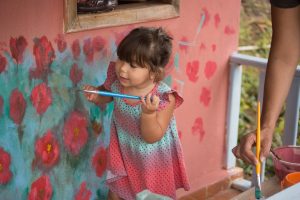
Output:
[
  {"xmin": 200, "ymin": 87, "xmax": 211, "ymax": 107},
  {"xmin": 0, "ymin": 96, "xmax": 3, "ymax": 115},
  {"xmin": 9, "ymin": 36, "xmax": 28, "ymax": 64},
  {"xmin": 224, "ymin": 25, "xmax": 236, "ymax": 35},
  {"xmin": 0, "ymin": 147, "xmax": 12, "ymax": 184},
  {"xmin": 34, "ymin": 130, "xmax": 60, "ymax": 169},
  {"xmin": 28, "ymin": 175, "xmax": 53, "ymax": 200},
  {"xmin": 214, "ymin": 13, "xmax": 220, "ymax": 28},
  {"xmin": 192, "ymin": 117, "xmax": 205, "ymax": 142},
  {"xmin": 186, "ymin": 60, "xmax": 199, "ymax": 83},
  {"xmin": 92, "ymin": 146, "xmax": 107, "ymax": 177},
  {"xmin": 199, "ymin": 43, "xmax": 206, "ymax": 51},
  {"xmin": 75, "ymin": 182, "xmax": 92, "ymax": 200},
  {"xmin": 83, "ymin": 38, "xmax": 94, "ymax": 64},
  {"xmin": 204, "ymin": 61, "xmax": 217, "ymax": 80},
  {"xmin": 178, "ymin": 130, "xmax": 182, "ymax": 139},
  {"xmin": 72, "ymin": 39, "xmax": 81, "ymax": 60},
  {"xmin": 55, "ymin": 34, "xmax": 67, "ymax": 53},
  {"xmin": 30, "ymin": 36, "xmax": 55, "ymax": 79},
  {"xmin": 70, "ymin": 63, "xmax": 83, "ymax": 85},
  {"xmin": 63, "ymin": 111, "xmax": 88, "ymax": 155},
  {"xmin": 92, "ymin": 36, "xmax": 106, "ymax": 52},
  {"xmin": 30, "ymin": 83, "xmax": 52, "ymax": 115},
  {"xmin": 9, "ymin": 88, "xmax": 26, "ymax": 125},
  {"xmin": 0, "ymin": 54, "xmax": 7, "ymax": 73}
]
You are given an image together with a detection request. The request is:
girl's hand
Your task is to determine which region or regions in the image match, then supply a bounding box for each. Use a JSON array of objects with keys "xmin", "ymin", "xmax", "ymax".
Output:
[
  {"xmin": 82, "ymin": 85, "xmax": 100, "ymax": 104},
  {"xmin": 141, "ymin": 93, "xmax": 160, "ymax": 114}
]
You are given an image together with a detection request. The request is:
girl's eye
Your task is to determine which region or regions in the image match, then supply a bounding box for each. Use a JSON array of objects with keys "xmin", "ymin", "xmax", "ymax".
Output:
[{"xmin": 130, "ymin": 63, "xmax": 138, "ymax": 68}]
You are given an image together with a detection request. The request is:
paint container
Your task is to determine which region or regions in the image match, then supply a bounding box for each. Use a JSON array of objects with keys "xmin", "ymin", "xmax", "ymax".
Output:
[
  {"xmin": 281, "ymin": 172, "xmax": 300, "ymax": 189},
  {"xmin": 271, "ymin": 146, "xmax": 300, "ymax": 180}
]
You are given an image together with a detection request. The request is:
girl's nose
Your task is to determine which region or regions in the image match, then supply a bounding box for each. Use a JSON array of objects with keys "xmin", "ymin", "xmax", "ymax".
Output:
[{"xmin": 119, "ymin": 62, "xmax": 128, "ymax": 72}]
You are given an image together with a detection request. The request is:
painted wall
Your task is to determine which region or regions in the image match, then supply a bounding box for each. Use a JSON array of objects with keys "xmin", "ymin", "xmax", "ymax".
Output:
[{"xmin": 0, "ymin": 0, "xmax": 240, "ymax": 199}]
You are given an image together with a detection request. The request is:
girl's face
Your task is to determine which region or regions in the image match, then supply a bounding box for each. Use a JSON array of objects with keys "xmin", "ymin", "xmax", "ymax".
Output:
[{"xmin": 115, "ymin": 59, "xmax": 155, "ymax": 89}]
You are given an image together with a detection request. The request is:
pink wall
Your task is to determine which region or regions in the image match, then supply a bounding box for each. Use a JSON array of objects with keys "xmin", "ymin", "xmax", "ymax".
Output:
[{"xmin": 0, "ymin": 0, "xmax": 240, "ymax": 198}]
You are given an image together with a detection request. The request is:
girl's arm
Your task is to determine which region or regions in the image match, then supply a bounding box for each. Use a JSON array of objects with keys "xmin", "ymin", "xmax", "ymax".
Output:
[
  {"xmin": 140, "ymin": 94, "xmax": 176, "ymax": 144},
  {"xmin": 83, "ymin": 85, "xmax": 113, "ymax": 105}
]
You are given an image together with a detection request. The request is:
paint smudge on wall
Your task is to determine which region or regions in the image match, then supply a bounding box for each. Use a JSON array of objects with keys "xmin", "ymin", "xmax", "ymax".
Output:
[
  {"xmin": 179, "ymin": 36, "xmax": 189, "ymax": 53},
  {"xmin": 10, "ymin": 36, "xmax": 28, "ymax": 64},
  {"xmin": 83, "ymin": 38, "xmax": 94, "ymax": 64},
  {"xmin": 30, "ymin": 82, "xmax": 52, "ymax": 115},
  {"xmin": 63, "ymin": 111, "xmax": 88, "ymax": 156},
  {"xmin": 204, "ymin": 61, "xmax": 217, "ymax": 80},
  {"xmin": 30, "ymin": 36, "xmax": 55, "ymax": 80},
  {"xmin": 200, "ymin": 87, "xmax": 211, "ymax": 107},
  {"xmin": 93, "ymin": 36, "xmax": 106, "ymax": 52},
  {"xmin": 28, "ymin": 175, "xmax": 53, "ymax": 200},
  {"xmin": 0, "ymin": 147, "xmax": 12, "ymax": 185},
  {"xmin": 92, "ymin": 146, "xmax": 107, "ymax": 177},
  {"xmin": 75, "ymin": 182, "xmax": 92, "ymax": 200},
  {"xmin": 211, "ymin": 44, "xmax": 216, "ymax": 52},
  {"xmin": 9, "ymin": 88, "xmax": 26, "ymax": 125},
  {"xmin": 186, "ymin": 60, "xmax": 199, "ymax": 83},
  {"xmin": 201, "ymin": 8, "xmax": 210, "ymax": 27},
  {"xmin": 0, "ymin": 54, "xmax": 7, "ymax": 73},
  {"xmin": 192, "ymin": 117, "xmax": 205, "ymax": 142},
  {"xmin": 214, "ymin": 14, "xmax": 221, "ymax": 28},
  {"xmin": 72, "ymin": 39, "xmax": 81, "ymax": 60},
  {"xmin": 200, "ymin": 43, "xmax": 206, "ymax": 51},
  {"xmin": 70, "ymin": 63, "xmax": 83, "ymax": 85},
  {"xmin": 55, "ymin": 34, "xmax": 67, "ymax": 53},
  {"xmin": 178, "ymin": 13, "xmax": 206, "ymax": 47},
  {"xmin": 224, "ymin": 25, "xmax": 236, "ymax": 35}
]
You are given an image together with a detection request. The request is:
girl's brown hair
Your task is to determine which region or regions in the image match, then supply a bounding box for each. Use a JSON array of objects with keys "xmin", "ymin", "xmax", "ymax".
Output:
[{"xmin": 117, "ymin": 27, "xmax": 173, "ymax": 82}]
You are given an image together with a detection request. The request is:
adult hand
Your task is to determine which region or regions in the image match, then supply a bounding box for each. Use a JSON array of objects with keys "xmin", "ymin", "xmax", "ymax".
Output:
[{"xmin": 232, "ymin": 127, "xmax": 274, "ymax": 165}]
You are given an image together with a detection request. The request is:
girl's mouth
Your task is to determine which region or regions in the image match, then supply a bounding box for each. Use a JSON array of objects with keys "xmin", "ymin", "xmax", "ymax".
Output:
[{"xmin": 119, "ymin": 76, "xmax": 129, "ymax": 83}]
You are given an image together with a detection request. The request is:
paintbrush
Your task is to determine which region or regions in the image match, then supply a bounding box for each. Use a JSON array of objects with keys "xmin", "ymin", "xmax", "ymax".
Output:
[
  {"xmin": 255, "ymin": 101, "xmax": 263, "ymax": 199},
  {"xmin": 79, "ymin": 89, "xmax": 144, "ymax": 100}
]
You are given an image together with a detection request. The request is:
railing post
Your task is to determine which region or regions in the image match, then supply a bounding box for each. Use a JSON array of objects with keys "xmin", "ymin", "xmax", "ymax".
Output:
[
  {"xmin": 224, "ymin": 62, "xmax": 243, "ymax": 169},
  {"xmin": 283, "ymin": 76, "xmax": 300, "ymax": 145}
]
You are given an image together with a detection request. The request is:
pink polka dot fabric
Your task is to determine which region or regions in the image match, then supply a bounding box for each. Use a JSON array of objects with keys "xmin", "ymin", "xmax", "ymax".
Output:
[{"xmin": 104, "ymin": 62, "xmax": 190, "ymax": 199}]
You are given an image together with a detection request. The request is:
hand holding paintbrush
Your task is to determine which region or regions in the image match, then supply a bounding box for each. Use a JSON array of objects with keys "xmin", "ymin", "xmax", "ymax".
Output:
[{"xmin": 81, "ymin": 85, "xmax": 149, "ymax": 105}]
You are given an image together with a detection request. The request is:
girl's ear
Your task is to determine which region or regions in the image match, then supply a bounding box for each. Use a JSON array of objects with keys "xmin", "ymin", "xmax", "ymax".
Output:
[
  {"xmin": 151, "ymin": 68, "xmax": 165, "ymax": 82},
  {"xmin": 149, "ymin": 72, "xmax": 156, "ymax": 81}
]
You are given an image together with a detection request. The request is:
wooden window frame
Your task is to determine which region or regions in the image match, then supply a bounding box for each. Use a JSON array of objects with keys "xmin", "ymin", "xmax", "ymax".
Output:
[{"xmin": 64, "ymin": 0, "xmax": 180, "ymax": 33}]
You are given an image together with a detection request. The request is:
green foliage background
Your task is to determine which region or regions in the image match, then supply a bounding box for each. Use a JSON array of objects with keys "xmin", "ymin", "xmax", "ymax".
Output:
[{"xmin": 238, "ymin": 0, "xmax": 300, "ymax": 178}]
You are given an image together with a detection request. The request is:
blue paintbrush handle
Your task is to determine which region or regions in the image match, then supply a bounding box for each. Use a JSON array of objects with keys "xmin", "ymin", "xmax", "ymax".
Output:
[{"xmin": 82, "ymin": 90, "xmax": 142, "ymax": 100}]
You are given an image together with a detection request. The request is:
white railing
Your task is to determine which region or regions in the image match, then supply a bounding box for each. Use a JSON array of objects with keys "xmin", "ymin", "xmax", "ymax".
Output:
[{"xmin": 225, "ymin": 52, "xmax": 300, "ymax": 182}]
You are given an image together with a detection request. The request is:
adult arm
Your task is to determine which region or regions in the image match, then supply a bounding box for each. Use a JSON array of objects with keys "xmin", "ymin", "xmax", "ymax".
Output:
[{"xmin": 233, "ymin": 5, "xmax": 300, "ymax": 165}]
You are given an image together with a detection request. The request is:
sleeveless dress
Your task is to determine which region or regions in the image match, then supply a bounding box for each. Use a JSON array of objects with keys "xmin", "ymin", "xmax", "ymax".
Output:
[{"xmin": 104, "ymin": 62, "xmax": 190, "ymax": 200}]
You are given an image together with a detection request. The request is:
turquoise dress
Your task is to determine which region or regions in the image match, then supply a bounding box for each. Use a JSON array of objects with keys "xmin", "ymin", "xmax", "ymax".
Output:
[{"xmin": 103, "ymin": 62, "xmax": 190, "ymax": 199}]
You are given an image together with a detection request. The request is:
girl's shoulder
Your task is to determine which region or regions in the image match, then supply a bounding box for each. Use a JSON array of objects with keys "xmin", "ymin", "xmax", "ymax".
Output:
[{"xmin": 156, "ymin": 81, "xmax": 184, "ymax": 110}]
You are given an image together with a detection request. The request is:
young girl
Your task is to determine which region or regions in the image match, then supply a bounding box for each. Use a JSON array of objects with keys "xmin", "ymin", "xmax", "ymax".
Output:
[{"xmin": 83, "ymin": 27, "xmax": 190, "ymax": 200}]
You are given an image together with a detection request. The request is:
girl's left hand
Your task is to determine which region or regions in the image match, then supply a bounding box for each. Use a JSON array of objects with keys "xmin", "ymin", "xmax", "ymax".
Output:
[{"xmin": 141, "ymin": 93, "xmax": 160, "ymax": 114}]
